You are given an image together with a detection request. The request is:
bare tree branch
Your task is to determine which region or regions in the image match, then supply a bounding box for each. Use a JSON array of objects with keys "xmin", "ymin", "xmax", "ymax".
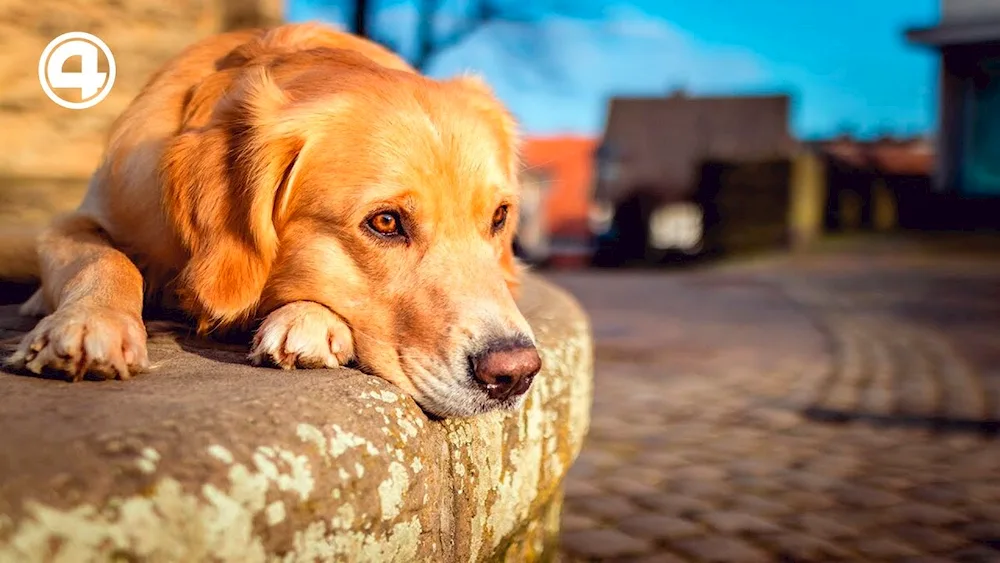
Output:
[
  {"xmin": 354, "ymin": 0, "xmax": 370, "ymax": 39},
  {"xmin": 350, "ymin": 0, "xmax": 495, "ymax": 72}
]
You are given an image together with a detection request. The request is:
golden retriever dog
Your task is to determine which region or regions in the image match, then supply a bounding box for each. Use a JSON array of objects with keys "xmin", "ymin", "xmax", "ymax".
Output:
[{"xmin": 6, "ymin": 22, "xmax": 542, "ymax": 418}]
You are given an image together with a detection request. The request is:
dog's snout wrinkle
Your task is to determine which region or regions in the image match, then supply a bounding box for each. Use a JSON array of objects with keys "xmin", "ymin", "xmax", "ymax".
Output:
[{"xmin": 469, "ymin": 337, "xmax": 541, "ymax": 401}]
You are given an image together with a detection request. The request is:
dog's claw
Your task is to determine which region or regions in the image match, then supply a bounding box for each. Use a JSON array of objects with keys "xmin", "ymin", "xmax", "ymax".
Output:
[{"xmin": 7, "ymin": 305, "xmax": 148, "ymax": 381}]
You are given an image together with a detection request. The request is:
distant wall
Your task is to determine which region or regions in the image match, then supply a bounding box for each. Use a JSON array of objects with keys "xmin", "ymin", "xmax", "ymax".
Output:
[
  {"xmin": 697, "ymin": 159, "xmax": 795, "ymax": 256},
  {"xmin": 0, "ymin": 0, "xmax": 283, "ymax": 180}
]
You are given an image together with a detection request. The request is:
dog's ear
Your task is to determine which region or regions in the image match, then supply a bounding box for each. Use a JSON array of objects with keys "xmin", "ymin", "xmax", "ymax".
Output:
[{"xmin": 160, "ymin": 66, "xmax": 305, "ymax": 331}]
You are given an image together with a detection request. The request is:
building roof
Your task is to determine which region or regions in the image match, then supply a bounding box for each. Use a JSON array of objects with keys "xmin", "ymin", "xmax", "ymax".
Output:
[
  {"xmin": 811, "ymin": 136, "xmax": 935, "ymax": 177},
  {"xmin": 906, "ymin": 21, "xmax": 1000, "ymax": 47},
  {"xmin": 597, "ymin": 93, "xmax": 797, "ymax": 201}
]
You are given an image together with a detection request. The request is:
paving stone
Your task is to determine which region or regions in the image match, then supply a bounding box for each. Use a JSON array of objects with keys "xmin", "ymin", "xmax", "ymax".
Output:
[
  {"xmin": 833, "ymin": 483, "xmax": 904, "ymax": 508},
  {"xmin": 889, "ymin": 524, "xmax": 967, "ymax": 553},
  {"xmin": 560, "ymin": 528, "xmax": 653, "ymax": 559},
  {"xmin": 780, "ymin": 490, "xmax": 836, "ymax": 511},
  {"xmin": 725, "ymin": 459, "xmax": 783, "ymax": 478},
  {"xmin": 575, "ymin": 448, "xmax": 626, "ymax": 471},
  {"xmin": 967, "ymin": 502, "xmax": 1000, "ymax": 522},
  {"xmin": 781, "ymin": 469, "xmax": 842, "ymax": 492},
  {"xmin": 617, "ymin": 513, "xmax": 703, "ymax": 541},
  {"xmin": 622, "ymin": 553, "xmax": 688, "ymax": 563},
  {"xmin": 697, "ymin": 438, "xmax": 764, "ymax": 459},
  {"xmin": 698, "ymin": 511, "xmax": 782, "ymax": 535},
  {"xmin": 908, "ymin": 483, "xmax": 971, "ymax": 506},
  {"xmin": 673, "ymin": 536, "xmax": 770, "ymax": 563},
  {"xmin": 960, "ymin": 521, "xmax": 1000, "ymax": 544},
  {"xmin": 564, "ymin": 478, "xmax": 604, "ymax": 497},
  {"xmin": 634, "ymin": 451, "xmax": 691, "ymax": 470},
  {"xmin": 892, "ymin": 443, "xmax": 953, "ymax": 464},
  {"xmin": 947, "ymin": 545, "xmax": 1000, "ymax": 563},
  {"xmin": 565, "ymin": 457, "xmax": 601, "ymax": 481},
  {"xmin": 666, "ymin": 479, "xmax": 732, "ymax": 501},
  {"xmin": 728, "ymin": 494, "xmax": 792, "ymax": 517},
  {"xmin": 887, "ymin": 502, "xmax": 970, "ymax": 526},
  {"xmin": 968, "ymin": 482, "xmax": 1000, "ymax": 503},
  {"xmin": 745, "ymin": 406, "xmax": 803, "ymax": 430},
  {"xmin": 633, "ymin": 493, "xmax": 717, "ymax": 517},
  {"xmin": 588, "ymin": 417, "xmax": 635, "ymax": 437},
  {"xmin": 950, "ymin": 452, "xmax": 1000, "ymax": 478},
  {"xmin": 942, "ymin": 434, "xmax": 985, "ymax": 453},
  {"xmin": 561, "ymin": 512, "xmax": 602, "ymax": 532},
  {"xmin": 755, "ymin": 532, "xmax": 852, "ymax": 562},
  {"xmin": 798, "ymin": 455, "xmax": 861, "ymax": 478},
  {"xmin": 614, "ymin": 465, "xmax": 672, "ymax": 487},
  {"xmin": 727, "ymin": 473, "xmax": 783, "ymax": 494},
  {"xmin": 853, "ymin": 536, "xmax": 922, "ymax": 560},
  {"xmin": 668, "ymin": 465, "xmax": 728, "ymax": 482},
  {"xmin": 568, "ymin": 494, "xmax": 640, "ymax": 521},
  {"xmin": 792, "ymin": 512, "xmax": 862, "ymax": 540},
  {"xmin": 602, "ymin": 475, "xmax": 663, "ymax": 498},
  {"xmin": 856, "ymin": 473, "xmax": 913, "ymax": 493}
]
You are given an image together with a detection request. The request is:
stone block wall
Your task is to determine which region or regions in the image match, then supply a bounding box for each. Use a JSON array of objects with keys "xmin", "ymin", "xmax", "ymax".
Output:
[{"xmin": 0, "ymin": 0, "xmax": 283, "ymax": 179}]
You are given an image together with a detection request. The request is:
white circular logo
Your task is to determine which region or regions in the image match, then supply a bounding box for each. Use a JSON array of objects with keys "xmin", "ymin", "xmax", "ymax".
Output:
[{"xmin": 38, "ymin": 32, "xmax": 116, "ymax": 110}]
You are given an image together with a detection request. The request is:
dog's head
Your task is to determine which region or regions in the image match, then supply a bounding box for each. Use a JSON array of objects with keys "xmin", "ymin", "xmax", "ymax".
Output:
[{"xmin": 161, "ymin": 49, "xmax": 540, "ymax": 417}]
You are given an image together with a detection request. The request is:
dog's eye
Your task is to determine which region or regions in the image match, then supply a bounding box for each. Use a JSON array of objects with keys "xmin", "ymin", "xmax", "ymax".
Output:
[
  {"xmin": 492, "ymin": 205, "xmax": 509, "ymax": 232},
  {"xmin": 367, "ymin": 212, "xmax": 404, "ymax": 237}
]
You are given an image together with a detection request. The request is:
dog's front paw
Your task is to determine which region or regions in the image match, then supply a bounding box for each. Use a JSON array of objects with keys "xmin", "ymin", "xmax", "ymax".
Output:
[
  {"xmin": 6, "ymin": 305, "xmax": 149, "ymax": 381},
  {"xmin": 249, "ymin": 301, "xmax": 355, "ymax": 369}
]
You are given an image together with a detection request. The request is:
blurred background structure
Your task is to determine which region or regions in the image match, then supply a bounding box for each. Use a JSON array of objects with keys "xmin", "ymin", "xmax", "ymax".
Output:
[{"xmin": 4, "ymin": 1, "xmax": 1000, "ymax": 561}]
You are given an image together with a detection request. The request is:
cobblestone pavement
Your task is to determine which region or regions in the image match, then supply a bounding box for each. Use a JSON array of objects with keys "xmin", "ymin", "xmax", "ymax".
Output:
[{"xmin": 545, "ymin": 239, "xmax": 1000, "ymax": 563}]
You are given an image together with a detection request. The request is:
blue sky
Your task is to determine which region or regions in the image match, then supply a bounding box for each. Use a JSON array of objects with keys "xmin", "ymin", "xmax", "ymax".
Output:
[{"xmin": 287, "ymin": 0, "xmax": 940, "ymax": 140}]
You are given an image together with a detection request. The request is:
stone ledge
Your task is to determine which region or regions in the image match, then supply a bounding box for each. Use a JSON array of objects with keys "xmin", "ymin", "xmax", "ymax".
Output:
[{"xmin": 0, "ymin": 274, "xmax": 593, "ymax": 562}]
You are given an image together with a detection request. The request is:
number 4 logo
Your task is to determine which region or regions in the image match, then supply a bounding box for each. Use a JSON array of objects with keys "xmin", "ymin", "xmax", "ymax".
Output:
[{"xmin": 38, "ymin": 32, "xmax": 117, "ymax": 110}]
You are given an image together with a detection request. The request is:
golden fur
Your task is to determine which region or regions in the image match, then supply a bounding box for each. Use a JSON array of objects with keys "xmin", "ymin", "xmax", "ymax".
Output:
[{"xmin": 6, "ymin": 23, "xmax": 536, "ymax": 417}]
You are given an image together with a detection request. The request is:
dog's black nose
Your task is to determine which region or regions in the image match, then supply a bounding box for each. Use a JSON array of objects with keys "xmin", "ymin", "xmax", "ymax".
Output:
[{"xmin": 469, "ymin": 339, "xmax": 542, "ymax": 401}]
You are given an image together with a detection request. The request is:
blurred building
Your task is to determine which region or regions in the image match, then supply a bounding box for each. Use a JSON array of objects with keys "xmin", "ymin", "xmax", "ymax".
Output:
[
  {"xmin": 808, "ymin": 135, "xmax": 935, "ymax": 232},
  {"xmin": 815, "ymin": 135, "xmax": 935, "ymax": 177},
  {"xmin": 907, "ymin": 0, "xmax": 1000, "ymax": 198},
  {"xmin": 590, "ymin": 93, "xmax": 797, "ymax": 265},
  {"xmin": 516, "ymin": 137, "xmax": 597, "ymax": 268}
]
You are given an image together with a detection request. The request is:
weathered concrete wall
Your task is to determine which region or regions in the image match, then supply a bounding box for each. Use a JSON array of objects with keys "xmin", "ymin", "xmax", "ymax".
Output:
[
  {"xmin": 0, "ymin": 0, "xmax": 282, "ymax": 179},
  {"xmin": 0, "ymin": 274, "xmax": 593, "ymax": 562}
]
